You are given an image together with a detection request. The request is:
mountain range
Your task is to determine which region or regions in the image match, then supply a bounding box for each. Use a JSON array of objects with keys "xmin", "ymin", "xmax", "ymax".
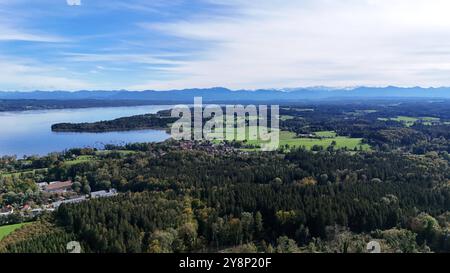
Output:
[{"xmin": 1, "ymin": 86, "xmax": 450, "ymax": 102}]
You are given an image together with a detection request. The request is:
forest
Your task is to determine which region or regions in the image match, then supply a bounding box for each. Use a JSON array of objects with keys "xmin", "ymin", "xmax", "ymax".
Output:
[
  {"xmin": 1, "ymin": 100, "xmax": 450, "ymax": 253},
  {"xmin": 51, "ymin": 113, "xmax": 178, "ymax": 132},
  {"xmin": 0, "ymin": 99, "xmax": 166, "ymax": 112}
]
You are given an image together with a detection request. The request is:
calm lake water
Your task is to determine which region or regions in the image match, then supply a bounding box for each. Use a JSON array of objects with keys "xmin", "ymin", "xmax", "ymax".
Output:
[{"xmin": 0, "ymin": 105, "xmax": 173, "ymax": 157}]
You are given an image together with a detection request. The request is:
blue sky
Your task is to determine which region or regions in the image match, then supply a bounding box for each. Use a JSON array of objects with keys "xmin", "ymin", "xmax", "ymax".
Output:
[{"xmin": 1, "ymin": 0, "xmax": 450, "ymax": 91}]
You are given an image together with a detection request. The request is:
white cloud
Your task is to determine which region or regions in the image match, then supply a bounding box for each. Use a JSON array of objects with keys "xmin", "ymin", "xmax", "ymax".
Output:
[
  {"xmin": 0, "ymin": 19, "xmax": 67, "ymax": 42},
  {"xmin": 62, "ymin": 52, "xmax": 186, "ymax": 66},
  {"xmin": 0, "ymin": 57, "xmax": 92, "ymax": 91},
  {"xmin": 3, "ymin": 0, "xmax": 450, "ymax": 90},
  {"xmin": 0, "ymin": 2, "xmax": 67, "ymax": 43},
  {"xmin": 134, "ymin": 0, "xmax": 450, "ymax": 90},
  {"xmin": 0, "ymin": 28, "xmax": 66, "ymax": 42}
]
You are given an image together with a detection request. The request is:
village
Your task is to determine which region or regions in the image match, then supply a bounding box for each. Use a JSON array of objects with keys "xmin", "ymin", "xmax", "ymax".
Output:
[{"xmin": 0, "ymin": 180, "xmax": 117, "ymax": 219}]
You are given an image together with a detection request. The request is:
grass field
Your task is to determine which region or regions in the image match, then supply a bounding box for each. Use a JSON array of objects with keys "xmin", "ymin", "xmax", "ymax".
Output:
[
  {"xmin": 0, "ymin": 168, "xmax": 47, "ymax": 178},
  {"xmin": 420, "ymin": 117, "xmax": 441, "ymax": 125},
  {"xmin": 378, "ymin": 116, "xmax": 441, "ymax": 127},
  {"xmin": 280, "ymin": 108, "xmax": 314, "ymax": 112},
  {"xmin": 96, "ymin": 150, "xmax": 137, "ymax": 156},
  {"xmin": 64, "ymin": 152, "xmax": 141, "ymax": 166},
  {"xmin": 0, "ymin": 156, "xmax": 94, "ymax": 176},
  {"xmin": 0, "ymin": 223, "xmax": 29, "ymax": 241},
  {"xmin": 314, "ymin": 131, "xmax": 337, "ymax": 138},
  {"xmin": 392, "ymin": 116, "xmax": 419, "ymax": 126},
  {"xmin": 0, "ymin": 152, "xmax": 136, "ymax": 177},
  {"xmin": 421, "ymin": 117, "xmax": 440, "ymax": 121},
  {"xmin": 280, "ymin": 115, "xmax": 294, "ymax": 121},
  {"xmin": 64, "ymin": 155, "xmax": 96, "ymax": 166},
  {"xmin": 346, "ymin": 110, "xmax": 378, "ymax": 116},
  {"xmin": 273, "ymin": 131, "xmax": 369, "ymax": 151},
  {"xmin": 210, "ymin": 126, "xmax": 370, "ymax": 151}
]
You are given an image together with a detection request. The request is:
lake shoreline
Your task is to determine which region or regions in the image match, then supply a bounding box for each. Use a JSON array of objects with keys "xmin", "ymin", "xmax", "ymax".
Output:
[{"xmin": 0, "ymin": 105, "xmax": 172, "ymax": 157}]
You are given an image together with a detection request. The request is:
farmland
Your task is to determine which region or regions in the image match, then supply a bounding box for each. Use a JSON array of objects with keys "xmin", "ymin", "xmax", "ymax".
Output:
[{"xmin": 209, "ymin": 126, "xmax": 369, "ymax": 151}]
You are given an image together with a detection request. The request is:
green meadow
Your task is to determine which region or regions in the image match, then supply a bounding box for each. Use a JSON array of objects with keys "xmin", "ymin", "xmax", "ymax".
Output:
[
  {"xmin": 314, "ymin": 131, "xmax": 337, "ymax": 138},
  {"xmin": 280, "ymin": 115, "xmax": 295, "ymax": 121},
  {"xmin": 0, "ymin": 223, "xmax": 29, "ymax": 241},
  {"xmin": 392, "ymin": 116, "xmax": 419, "ymax": 126},
  {"xmin": 209, "ymin": 126, "xmax": 370, "ymax": 151},
  {"xmin": 270, "ymin": 131, "xmax": 369, "ymax": 151},
  {"xmin": 378, "ymin": 116, "xmax": 441, "ymax": 127},
  {"xmin": 65, "ymin": 151, "xmax": 138, "ymax": 166},
  {"xmin": 0, "ymin": 168, "xmax": 47, "ymax": 178},
  {"xmin": 64, "ymin": 155, "xmax": 96, "ymax": 166},
  {"xmin": 96, "ymin": 150, "xmax": 137, "ymax": 156}
]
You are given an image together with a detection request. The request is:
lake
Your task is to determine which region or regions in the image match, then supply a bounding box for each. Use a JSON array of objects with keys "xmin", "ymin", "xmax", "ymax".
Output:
[{"xmin": 0, "ymin": 105, "xmax": 173, "ymax": 157}]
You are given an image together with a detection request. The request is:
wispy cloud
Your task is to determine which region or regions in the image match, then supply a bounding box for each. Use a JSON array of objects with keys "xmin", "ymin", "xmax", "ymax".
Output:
[
  {"xmin": 0, "ymin": 56, "xmax": 92, "ymax": 91},
  {"xmin": 102, "ymin": 0, "xmax": 177, "ymax": 13},
  {"xmin": 0, "ymin": 1, "xmax": 69, "ymax": 42},
  {"xmin": 0, "ymin": 25, "xmax": 67, "ymax": 42},
  {"xmin": 134, "ymin": 0, "xmax": 450, "ymax": 90},
  {"xmin": 3, "ymin": 0, "xmax": 450, "ymax": 90},
  {"xmin": 62, "ymin": 52, "xmax": 186, "ymax": 66}
]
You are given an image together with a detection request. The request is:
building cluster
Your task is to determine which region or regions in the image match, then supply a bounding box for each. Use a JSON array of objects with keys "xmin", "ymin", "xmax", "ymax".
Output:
[
  {"xmin": 179, "ymin": 141, "xmax": 235, "ymax": 155},
  {"xmin": 52, "ymin": 189, "xmax": 118, "ymax": 208},
  {"xmin": 0, "ymin": 205, "xmax": 14, "ymax": 216},
  {"xmin": 1, "ymin": 179, "xmax": 118, "ymax": 220},
  {"xmin": 37, "ymin": 181, "xmax": 73, "ymax": 193}
]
